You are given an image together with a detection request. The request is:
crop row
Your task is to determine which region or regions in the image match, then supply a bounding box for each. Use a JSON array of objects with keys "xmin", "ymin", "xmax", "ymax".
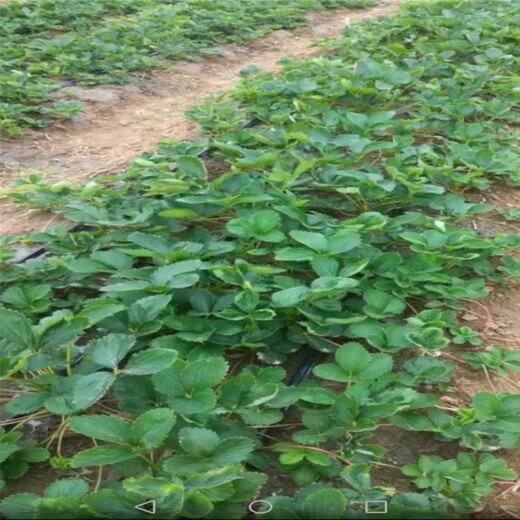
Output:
[
  {"xmin": 0, "ymin": 0, "xmax": 376, "ymax": 136},
  {"xmin": 0, "ymin": 0, "xmax": 519, "ymax": 518}
]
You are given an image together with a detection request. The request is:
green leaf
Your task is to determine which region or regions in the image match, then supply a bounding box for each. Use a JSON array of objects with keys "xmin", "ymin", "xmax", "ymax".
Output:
[
  {"xmin": 312, "ymin": 363, "xmax": 353, "ymax": 383},
  {"xmin": 314, "ymin": 342, "xmax": 392, "ymax": 382},
  {"xmin": 289, "ymin": 231, "xmax": 328, "ymax": 253},
  {"xmin": 0, "ymin": 444, "xmax": 21, "ymax": 463},
  {"xmin": 166, "ymin": 389, "xmax": 217, "ymax": 414},
  {"xmin": 35, "ymin": 497, "xmax": 83, "ymax": 519},
  {"xmin": 272, "ymin": 286, "xmax": 309, "ymax": 307},
  {"xmin": 0, "ymin": 494, "xmax": 39, "ymax": 519},
  {"xmin": 123, "ymin": 476, "xmax": 184, "ymax": 515},
  {"xmin": 72, "ymin": 372, "xmax": 116, "ymax": 411},
  {"xmin": 250, "ymin": 210, "xmax": 281, "ymax": 234},
  {"xmin": 128, "ymin": 295, "xmax": 172, "ymax": 324},
  {"xmin": 212, "ymin": 437, "xmax": 255, "ymax": 466},
  {"xmin": 311, "ymin": 256, "xmax": 339, "ymax": 277},
  {"xmin": 179, "ymin": 427, "xmax": 220, "ymax": 457},
  {"xmin": 185, "ymin": 357, "xmax": 229, "ymax": 389},
  {"xmin": 184, "ymin": 465, "xmax": 243, "ymax": 490},
  {"xmin": 127, "ymin": 233, "xmax": 171, "ymax": 255},
  {"xmin": 84, "ymin": 490, "xmax": 143, "ymax": 518},
  {"xmin": 86, "ymin": 334, "xmax": 136, "ymax": 369},
  {"xmin": 45, "ymin": 479, "xmax": 89, "ymax": 498},
  {"xmin": 2, "ymin": 458, "xmax": 28, "ymax": 479},
  {"xmin": 363, "ymin": 289, "xmax": 406, "ymax": 318},
  {"xmin": 69, "ymin": 415, "xmax": 132, "ymax": 444},
  {"xmin": 79, "ymin": 299, "xmax": 126, "ymax": 326},
  {"xmin": 113, "ymin": 376, "xmax": 157, "ymax": 416},
  {"xmin": 346, "ymin": 112, "xmax": 369, "ymax": 128},
  {"xmin": 0, "ymin": 307, "xmax": 36, "ymax": 350},
  {"xmin": 280, "ymin": 450, "xmax": 305, "ymax": 465},
  {"xmin": 181, "ymin": 491, "xmax": 213, "ymax": 517},
  {"xmin": 18, "ymin": 447, "xmax": 50, "ymax": 463},
  {"xmin": 337, "ymin": 342, "xmax": 393, "ymax": 378},
  {"xmin": 4, "ymin": 394, "xmax": 46, "ymax": 417},
  {"xmin": 71, "ymin": 446, "xmax": 137, "ymax": 467},
  {"xmin": 0, "ymin": 285, "xmax": 51, "ymax": 312},
  {"xmin": 327, "ymin": 230, "xmax": 361, "ymax": 254},
  {"xmin": 304, "ymin": 450, "xmax": 332, "ymax": 466},
  {"xmin": 340, "ymin": 464, "xmax": 371, "ymax": 492},
  {"xmin": 132, "ymin": 408, "xmax": 176, "ymax": 450},
  {"xmin": 234, "ymin": 291, "xmax": 259, "ymax": 313},
  {"xmin": 176, "ymin": 156, "xmax": 208, "ymax": 179},
  {"xmin": 159, "ymin": 208, "xmax": 200, "ymax": 220},
  {"xmin": 302, "ymin": 488, "xmax": 347, "ymax": 519},
  {"xmin": 122, "ymin": 348, "xmax": 178, "ymax": 376},
  {"xmin": 275, "ymin": 248, "xmax": 315, "ymax": 262},
  {"xmin": 151, "ymin": 260, "xmax": 202, "ymax": 286}
]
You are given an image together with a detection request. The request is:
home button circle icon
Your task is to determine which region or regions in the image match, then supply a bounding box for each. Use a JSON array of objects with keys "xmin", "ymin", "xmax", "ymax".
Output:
[{"xmin": 248, "ymin": 499, "xmax": 274, "ymax": 515}]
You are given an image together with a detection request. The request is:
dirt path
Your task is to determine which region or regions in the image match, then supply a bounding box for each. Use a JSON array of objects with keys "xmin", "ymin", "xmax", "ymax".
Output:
[{"xmin": 0, "ymin": 0, "xmax": 402, "ymax": 236}]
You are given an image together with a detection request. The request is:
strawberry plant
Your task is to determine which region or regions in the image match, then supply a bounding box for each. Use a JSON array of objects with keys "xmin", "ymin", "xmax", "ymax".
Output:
[
  {"xmin": 1, "ymin": 0, "xmax": 519, "ymax": 518},
  {"xmin": 402, "ymin": 453, "xmax": 517, "ymax": 513},
  {"xmin": 464, "ymin": 347, "xmax": 520, "ymax": 377},
  {"xmin": 0, "ymin": 428, "xmax": 50, "ymax": 493}
]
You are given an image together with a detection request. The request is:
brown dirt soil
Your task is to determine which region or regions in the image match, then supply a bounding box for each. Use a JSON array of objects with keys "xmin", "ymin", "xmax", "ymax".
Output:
[{"xmin": 0, "ymin": 0, "xmax": 402, "ymax": 237}]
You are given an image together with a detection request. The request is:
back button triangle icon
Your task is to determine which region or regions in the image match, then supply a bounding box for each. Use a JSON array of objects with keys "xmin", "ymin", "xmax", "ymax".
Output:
[{"xmin": 135, "ymin": 500, "xmax": 156, "ymax": 514}]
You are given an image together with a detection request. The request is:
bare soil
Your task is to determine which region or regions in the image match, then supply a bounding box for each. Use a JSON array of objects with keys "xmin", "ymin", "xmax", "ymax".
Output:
[{"xmin": 0, "ymin": 0, "xmax": 402, "ymax": 237}]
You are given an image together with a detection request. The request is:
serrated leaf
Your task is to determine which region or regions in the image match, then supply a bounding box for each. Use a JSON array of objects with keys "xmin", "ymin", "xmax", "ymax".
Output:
[
  {"xmin": 72, "ymin": 372, "xmax": 116, "ymax": 411},
  {"xmin": 151, "ymin": 261, "xmax": 202, "ymax": 286},
  {"xmin": 182, "ymin": 490, "xmax": 214, "ymax": 517},
  {"xmin": 159, "ymin": 208, "xmax": 200, "ymax": 220},
  {"xmin": 18, "ymin": 447, "xmax": 50, "ymax": 463},
  {"xmin": 35, "ymin": 497, "xmax": 84, "ymax": 519},
  {"xmin": 272, "ymin": 286, "xmax": 309, "ymax": 307},
  {"xmin": 182, "ymin": 357, "xmax": 229, "ymax": 390},
  {"xmin": 212, "ymin": 437, "xmax": 255, "ymax": 466},
  {"xmin": 79, "ymin": 299, "xmax": 126, "ymax": 326},
  {"xmin": 0, "ymin": 444, "xmax": 21, "ymax": 463},
  {"xmin": 84, "ymin": 490, "xmax": 143, "ymax": 518},
  {"xmin": 122, "ymin": 348, "xmax": 178, "ymax": 376},
  {"xmin": 234, "ymin": 291, "xmax": 259, "ymax": 313},
  {"xmin": 185, "ymin": 465, "xmax": 243, "ymax": 490},
  {"xmin": 311, "ymin": 256, "xmax": 339, "ymax": 277},
  {"xmin": 123, "ymin": 476, "xmax": 184, "ymax": 514},
  {"xmin": 132, "ymin": 408, "xmax": 176, "ymax": 450},
  {"xmin": 0, "ymin": 307, "xmax": 36, "ymax": 350},
  {"xmin": 289, "ymin": 231, "xmax": 328, "ymax": 253},
  {"xmin": 179, "ymin": 428, "xmax": 220, "ymax": 457},
  {"xmin": 127, "ymin": 232, "xmax": 171, "ymax": 255},
  {"xmin": 71, "ymin": 446, "xmax": 137, "ymax": 467},
  {"xmin": 45, "ymin": 479, "xmax": 89, "ymax": 498},
  {"xmin": 128, "ymin": 295, "xmax": 172, "ymax": 324},
  {"xmin": 69, "ymin": 415, "xmax": 132, "ymax": 444},
  {"xmin": 275, "ymin": 247, "xmax": 315, "ymax": 262},
  {"xmin": 4, "ymin": 394, "xmax": 46, "ymax": 417},
  {"xmin": 363, "ymin": 289, "xmax": 406, "ymax": 318},
  {"xmin": 305, "ymin": 450, "xmax": 332, "ymax": 466},
  {"xmin": 0, "ymin": 493, "xmax": 39, "ymax": 519},
  {"xmin": 86, "ymin": 334, "xmax": 136, "ymax": 369},
  {"xmin": 176, "ymin": 156, "xmax": 208, "ymax": 179},
  {"xmin": 302, "ymin": 488, "xmax": 346, "ymax": 519}
]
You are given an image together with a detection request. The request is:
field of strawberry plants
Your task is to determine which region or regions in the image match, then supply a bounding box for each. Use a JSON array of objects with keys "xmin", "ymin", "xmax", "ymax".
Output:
[
  {"xmin": 0, "ymin": 0, "xmax": 375, "ymax": 136},
  {"xmin": 1, "ymin": 0, "xmax": 520, "ymax": 518}
]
